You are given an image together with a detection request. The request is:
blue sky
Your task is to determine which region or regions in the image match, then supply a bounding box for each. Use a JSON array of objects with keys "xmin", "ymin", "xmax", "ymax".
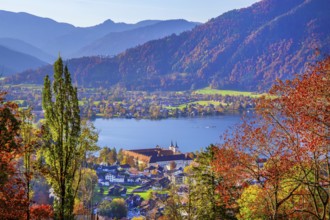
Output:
[{"xmin": 1, "ymin": 0, "xmax": 260, "ymax": 27}]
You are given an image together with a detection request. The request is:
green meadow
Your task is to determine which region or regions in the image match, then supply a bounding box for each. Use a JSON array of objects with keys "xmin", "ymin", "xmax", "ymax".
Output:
[{"xmin": 194, "ymin": 87, "xmax": 263, "ymax": 98}]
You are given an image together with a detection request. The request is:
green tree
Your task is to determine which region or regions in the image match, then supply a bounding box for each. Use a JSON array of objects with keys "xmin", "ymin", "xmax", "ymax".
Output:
[
  {"xmin": 98, "ymin": 198, "xmax": 127, "ymax": 219},
  {"xmin": 79, "ymin": 120, "xmax": 99, "ymax": 167},
  {"xmin": 20, "ymin": 108, "xmax": 39, "ymax": 220},
  {"xmin": 190, "ymin": 145, "xmax": 230, "ymax": 219},
  {"xmin": 40, "ymin": 57, "xmax": 82, "ymax": 220},
  {"xmin": 164, "ymin": 146, "xmax": 228, "ymax": 220}
]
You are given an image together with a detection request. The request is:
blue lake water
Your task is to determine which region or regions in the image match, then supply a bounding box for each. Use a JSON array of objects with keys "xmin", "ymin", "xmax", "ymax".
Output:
[{"xmin": 92, "ymin": 114, "xmax": 244, "ymax": 153}]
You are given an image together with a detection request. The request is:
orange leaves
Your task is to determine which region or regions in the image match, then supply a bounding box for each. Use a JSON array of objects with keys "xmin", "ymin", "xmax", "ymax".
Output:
[
  {"xmin": 0, "ymin": 175, "xmax": 28, "ymax": 219},
  {"xmin": 212, "ymin": 57, "xmax": 330, "ymax": 218},
  {"xmin": 30, "ymin": 204, "xmax": 54, "ymax": 220},
  {"xmin": 0, "ymin": 92, "xmax": 29, "ymax": 219}
]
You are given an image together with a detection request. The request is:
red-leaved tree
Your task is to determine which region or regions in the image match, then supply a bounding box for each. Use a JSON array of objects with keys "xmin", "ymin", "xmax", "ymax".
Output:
[
  {"xmin": 30, "ymin": 204, "xmax": 54, "ymax": 220},
  {"xmin": 0, "ymin": 92, "xmax": 29, "ymax": 219},
  {"xmin": 213, "ymin": 56, "xmax": 330, "ymax": 219}
]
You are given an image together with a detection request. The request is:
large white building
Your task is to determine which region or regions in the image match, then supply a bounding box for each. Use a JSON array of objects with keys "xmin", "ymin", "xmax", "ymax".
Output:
[{"xmin": 122, "ymin": 142, "xmax": 193, "ymax": 169}]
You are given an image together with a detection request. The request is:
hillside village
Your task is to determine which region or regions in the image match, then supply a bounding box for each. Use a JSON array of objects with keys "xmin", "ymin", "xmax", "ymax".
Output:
[{"xmin": 90, "ymin": 142, "xmax": 194, "ymax": 218}]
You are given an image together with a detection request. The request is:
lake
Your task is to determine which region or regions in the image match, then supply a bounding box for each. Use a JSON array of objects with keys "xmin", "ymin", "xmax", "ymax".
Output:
[{"xmin": 93, "ymin": 114, "xmax": 245, "ymax": 153}]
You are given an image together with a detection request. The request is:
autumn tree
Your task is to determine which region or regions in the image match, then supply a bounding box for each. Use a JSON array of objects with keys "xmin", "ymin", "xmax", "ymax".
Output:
[
  {"xmin": 98, "ymin": 147, "xmax": 117, "ymax": 165},
  {"xmin": 0, "ymin": 92, "xmax": 28, "ymax": 219},
  {"xmin": 76, "ymin": 168, "xmax": 98, "ymax": 215},
  {"xmin": 213, "ymin": 56, "xmax": 330, "ymax": 219},
  {"xmin": 30, "ymin": 204, "xmax": 54, "ymax": 220},
  {"xmin": 163, "ymin": 184, "xmax": 185, "ymax": 220},
  {"xmin": 256, "ymin": 56, "xmax": 330, "ymax": 219}
]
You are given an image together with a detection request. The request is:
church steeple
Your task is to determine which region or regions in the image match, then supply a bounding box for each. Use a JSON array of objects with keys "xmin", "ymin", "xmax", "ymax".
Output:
[{"xmin": 169, "ymin": 141, "xmax": 180, "ymax": 153}]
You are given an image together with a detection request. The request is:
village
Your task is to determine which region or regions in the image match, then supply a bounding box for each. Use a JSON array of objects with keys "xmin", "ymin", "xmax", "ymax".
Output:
[
  {"xmin": 90, "ymin": 142, "xmax": 194, "ymax": 219},
  {"xmin": 3, "ymin": 84, "xmax": 255, "ymax": 120}
]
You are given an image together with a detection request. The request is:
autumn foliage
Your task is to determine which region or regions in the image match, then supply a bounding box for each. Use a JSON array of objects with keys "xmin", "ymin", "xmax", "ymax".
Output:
[
  {"xmin": 0, "ymin": 92, "xmax": 28, "ymax": 219},
  {"xmin": 30, "ymin": 204, "xmax": 54, "ymax": 220},
  {"xmin": 213, "ymin": 56, "xmax": 330, "ymax": 219}
]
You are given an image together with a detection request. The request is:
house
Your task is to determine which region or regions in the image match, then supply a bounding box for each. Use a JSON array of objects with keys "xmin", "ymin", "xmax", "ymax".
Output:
[
  {"xmin": 97, "ymin": 165, "xmax": 118, "ymax": 172},
  {"xmin": 108, "ymin": 185, "xmax": 127, "ymax": 196},
  {"xmin": 152, "ymin": 177, "xmax": 171, "ymax": 190},
  {"xmin": 105, "ymin": 173, "xmax": 125, "ymax": 183}
]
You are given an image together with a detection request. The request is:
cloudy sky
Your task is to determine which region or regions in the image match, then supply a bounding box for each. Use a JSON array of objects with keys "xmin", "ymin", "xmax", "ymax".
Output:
[{"xmin": 1, "ymin": 0, "xmax": 260, "ymax": 27}]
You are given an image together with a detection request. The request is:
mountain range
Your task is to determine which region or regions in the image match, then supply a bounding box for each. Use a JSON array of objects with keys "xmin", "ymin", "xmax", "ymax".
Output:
[
  {"xmin": 0, "ymin": 45, "xmax": 47, "ymax": 74},
  {"xmin": 0, "ymin": 10, "xmax": 198, "ymax": 75},
  {"xmin": 5, "ymin": 0, "xmax": 330, "ymax": 91}
]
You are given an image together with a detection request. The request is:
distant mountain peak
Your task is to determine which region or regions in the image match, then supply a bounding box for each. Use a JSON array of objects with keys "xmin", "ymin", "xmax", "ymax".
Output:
[{"xmin": 100, "ymin": 19, "xmax": 116, "ymax": 25}]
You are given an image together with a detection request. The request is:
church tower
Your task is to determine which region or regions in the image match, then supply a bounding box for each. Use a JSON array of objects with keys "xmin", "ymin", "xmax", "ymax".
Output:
[{"xmin": 169, "ymin": 141, "xmax": 180, "ymax": 154}]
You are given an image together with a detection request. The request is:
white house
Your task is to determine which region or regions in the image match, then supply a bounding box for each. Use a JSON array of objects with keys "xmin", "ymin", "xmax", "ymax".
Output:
[{"xmin": 105, "ymin": 173, "xmax": 125, "ymax": 183}]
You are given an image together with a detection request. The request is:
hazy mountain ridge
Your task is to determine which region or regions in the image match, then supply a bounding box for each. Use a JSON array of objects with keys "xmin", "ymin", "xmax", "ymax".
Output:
[
  {"xmin": 6, "ymin": 0, "xmax": 330, "ymax": 91},
  {"xmin": 0, "ymin": 10, "xmax": 75, "ymax": 50},
  {"xmin": 0, "ymin": 45, "xmax": 47, "ymax": 75},
  {"xmin": 0, "ymin": 38, "xmax": 55, "ymax": 63},
  {"xmin": 75, "ymin": 19, "xmax": 200, "ymax": 57},
  {"xmin": 41, "ymin": 19, "xmax": 172, "ymax": 57},
  {"xmin": 0, "ymin": 10, "xmax": 198, "ymax": 74},
  {"xmin": 0, "ymin": 10, "xmax": 198, "ymax": 58}
]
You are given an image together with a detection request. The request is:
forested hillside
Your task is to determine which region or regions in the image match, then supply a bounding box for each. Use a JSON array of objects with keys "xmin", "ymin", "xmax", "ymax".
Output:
[{"xmin": 6, "ymin": 0, "xmax": 330, "ymax": 91}]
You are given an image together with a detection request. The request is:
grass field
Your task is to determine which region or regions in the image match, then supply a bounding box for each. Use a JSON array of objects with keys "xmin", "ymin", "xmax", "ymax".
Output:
[
  {"xmin": 134, "ymin": 189, "xmax": 169, "ymax": 200},
  {"xmin": 190, "ymin": 100, "xmax": 226, "ymax": 106},
  {"xmin": 92, "ymin": 185, "xmax": 168, "ymax": 203},
  {"xmin": 194, "ymin": 87, "xmax": 263, "ymax": 98}
]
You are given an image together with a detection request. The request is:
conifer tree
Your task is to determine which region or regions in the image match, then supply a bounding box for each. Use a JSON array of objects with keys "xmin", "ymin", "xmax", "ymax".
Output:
[{"xmin": 41, "ymin": 57, "xmax": 81, "ymax": 220}]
